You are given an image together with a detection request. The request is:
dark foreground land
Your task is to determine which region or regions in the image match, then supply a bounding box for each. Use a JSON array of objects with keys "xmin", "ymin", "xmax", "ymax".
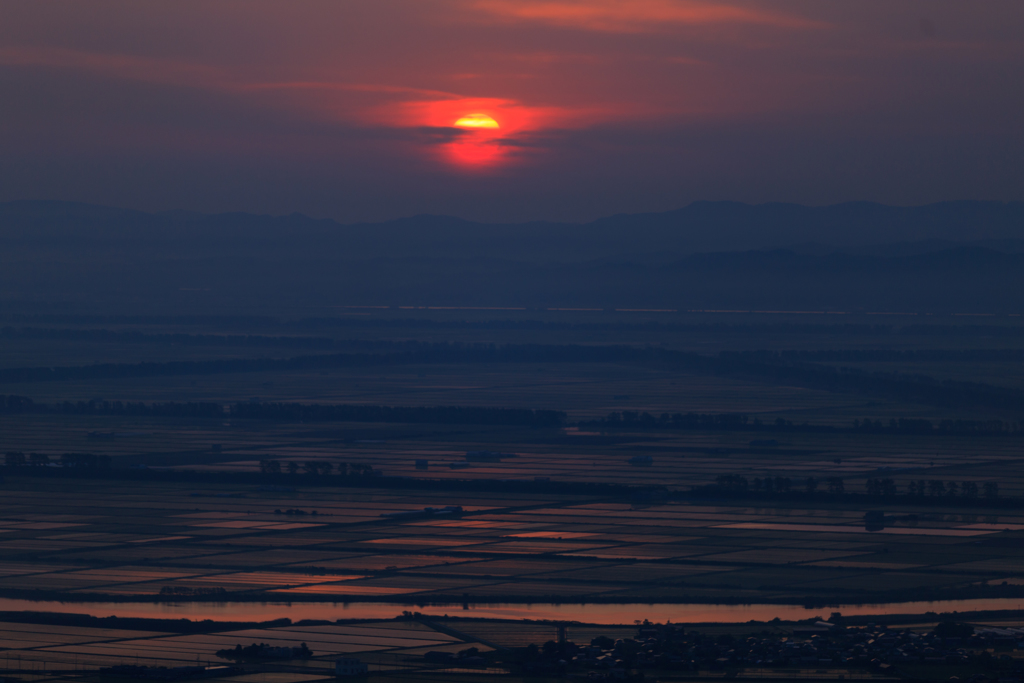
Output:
[{"xmin": 0, "ymin": 608, "xmax": 1022, "ymax": 683}]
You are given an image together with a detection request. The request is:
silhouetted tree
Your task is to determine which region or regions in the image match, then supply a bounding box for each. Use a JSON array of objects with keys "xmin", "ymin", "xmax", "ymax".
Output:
[
  {"xmin": 715, "ymin": 474, "xmax": 748, "ymax": 491},
  {"xmin": 59, "ymin": 453, "xmax": 110, "ymax": 469},
  {"xmin": 867, "ymin": 478, "xmax": 897, "ymax": 496}
]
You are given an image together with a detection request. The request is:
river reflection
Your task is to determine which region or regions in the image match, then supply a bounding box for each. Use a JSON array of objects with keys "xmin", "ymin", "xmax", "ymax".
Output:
[{"xmin": 1, "ymin": 598, "xmax": 1021, "ymax": 624}]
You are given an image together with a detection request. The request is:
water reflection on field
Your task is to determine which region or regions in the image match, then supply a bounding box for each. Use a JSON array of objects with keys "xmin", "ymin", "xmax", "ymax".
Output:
[{"xmin": 2, "ymin": 598, "xmax": 1022, "ymax": 624}]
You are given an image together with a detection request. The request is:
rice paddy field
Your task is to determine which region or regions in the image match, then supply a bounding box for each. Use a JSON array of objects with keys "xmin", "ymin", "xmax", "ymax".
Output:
[
  {"xmin": 0, "ymin": 616, "xmax": 481, "ymax": 674},
  {"xmin": 2, "ymin": 312, "xmax": 1024, "ymax": 680},
  {"xmin": 0, "ymin": 477, "xmax": 1021, "ymax": 606}
]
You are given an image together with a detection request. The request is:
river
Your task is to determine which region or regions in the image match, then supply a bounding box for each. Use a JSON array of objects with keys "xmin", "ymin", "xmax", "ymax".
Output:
[{"xmin": 1, "ymin": 598, "xmax": 1022, "ymax": 624}]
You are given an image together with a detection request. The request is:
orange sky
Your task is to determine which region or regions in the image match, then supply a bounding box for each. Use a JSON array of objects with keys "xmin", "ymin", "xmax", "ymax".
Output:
[{"xmin": 0, "ymin": 0, "xmax": 1021, "ymax": 221}]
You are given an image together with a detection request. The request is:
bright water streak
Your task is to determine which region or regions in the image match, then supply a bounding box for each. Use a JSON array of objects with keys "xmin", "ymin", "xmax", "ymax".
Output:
[{"xmin": 1, "ymin": 598, "xmax": 1022, "ymax": 624}]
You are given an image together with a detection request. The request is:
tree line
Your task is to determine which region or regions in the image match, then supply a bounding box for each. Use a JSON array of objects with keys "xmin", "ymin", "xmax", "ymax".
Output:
[
  {"xmin": 713, "ymin": 474, "xmax": 1000, "ymax": 499},
  {"xmin": 258, "ymin": 460, "xmax": 377, "ymax": 477},
  {"xmin": 583, "ymin": 411, "xmax": 1023, "ymax": 436},
  {"xmin": 2, "ymin": 394, "xmax": 1016, "ymax": 435},
  {"xmin": 4, "ymin": 451, "xmax": 110, "ymax": 468},
  {"xmin": 851, "ymin": 417, "xmax": 1017, "ymax": 435},
  {"xmin": 233, "ymin": 401, "xmax": 565, "ymax": 426},
  {"xmin": 0, "ymin": 395, "xmax": 565, "ymax": 427}
]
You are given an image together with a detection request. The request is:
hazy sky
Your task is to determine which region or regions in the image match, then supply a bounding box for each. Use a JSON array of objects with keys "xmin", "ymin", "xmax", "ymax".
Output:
[{"xmin": 1, "ymin": 1, "xmax": 1022, "ymax": 222}]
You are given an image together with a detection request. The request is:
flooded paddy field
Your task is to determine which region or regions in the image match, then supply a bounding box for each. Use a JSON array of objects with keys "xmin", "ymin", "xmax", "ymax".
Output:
[
  {"xmin": 0, "ymin": 478, "xmax": 1022, "ymax": 606},
  {"xmin": 0, "ymin": 616, "xmax": 468, "ymax": 673}
]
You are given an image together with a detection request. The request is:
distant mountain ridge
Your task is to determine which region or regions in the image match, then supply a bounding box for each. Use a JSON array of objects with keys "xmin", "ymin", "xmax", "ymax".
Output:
[
  {"xmin": 2, "ymin": 199, "xmax": 1023, "ymax": 313},
  {"xmin": 1, "ymin": 199, "xmax": 1022, "ymax": 262}
]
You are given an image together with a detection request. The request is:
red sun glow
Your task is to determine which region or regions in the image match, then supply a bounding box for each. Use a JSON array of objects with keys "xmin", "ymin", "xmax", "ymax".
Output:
[
  {"xmin": 450, "ymin": 112, "xmax": 504, "ymax": 166},
  {"xmin": 373, "ymin": 96, "xmax": 599, "ymax": 170},
  {"xmin": 376, "ymin": 97, "xmax": 536, "ymax": 169}
]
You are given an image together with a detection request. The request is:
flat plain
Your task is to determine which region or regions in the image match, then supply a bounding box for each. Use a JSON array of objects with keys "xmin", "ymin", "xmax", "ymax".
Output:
[{"xmin": 2, "ymin": 311, "xmax": 1024, "ymax": 680}]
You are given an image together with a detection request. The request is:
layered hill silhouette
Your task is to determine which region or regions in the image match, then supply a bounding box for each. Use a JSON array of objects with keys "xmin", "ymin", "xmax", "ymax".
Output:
[
  {"xmin": 1, "ymin": 200, "xmax": 1023, "ymax": 313},
  {"xmin": 1, "ymin": 199, "xmax": 1024, "ymax": 259}
]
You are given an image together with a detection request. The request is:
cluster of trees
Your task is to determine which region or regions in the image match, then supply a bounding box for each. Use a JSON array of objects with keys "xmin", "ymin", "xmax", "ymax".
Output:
[
  {"xmin": 593, "ymin": 411, "xmax": 758, "ymax": 431},
  {"xmin": 904, "ymin": 480, "xmax": 998, "ymax": 498},
  {"xmin": 853, "ymin": 418, "xmax": 1020, "ymax": 435},
  {"xmin": 864, "ymin": 478, "xmax": 899, "ymax": 496},
  {"xmin": 751, "ymin": 476, "xmax": 792, "ymax": 493},
  {"xmin": 583, "ymin": 410, "xmax": 1024, "ymax": 436},
  {"xmin": 717, "ymin": 474, "xmax": 845, "ymax": 495},
  {"xmin": 4, "ymin": 451, "xmax": 109, "ymax": 469},
  {"xmin": 259, "ymin": 460, "xmax": 376, "ymax": 477},
  {"xmin": 0, "ymin": 395, "xmax": 224, "ymax": 417},
  {"xmin": 713, "ymin": 474, "xmax": 1001, "ymax": 499},
  {"xmin": 6, "ymin": 452, "xmax": 54, "ymax": 467},
  {"xmin": 863, "ymin": 478, "xmax": 998, "ymax": 498},
  {"xmin": 234, "ymin": 402, "xmax": 565, "ymax": 427},
  {"xmin": 215, "ymin": 642, "xmax": 312, "ymax": 661},
  {"xmin": 586, "ymin": 411, "xmax": 832, "ymax": 433},
  {"xmin": 713, "ymin": 474, "xmax": 750, "ymax": 491},
  {"xmin": 746, "ymin": 476, "xmax": 846, "ymax": 494}
]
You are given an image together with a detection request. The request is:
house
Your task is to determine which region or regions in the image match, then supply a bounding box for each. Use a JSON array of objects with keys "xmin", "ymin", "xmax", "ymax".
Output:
[{"xmin": 335, "ymin": 657, "xmax": 368, "ymax": 676}]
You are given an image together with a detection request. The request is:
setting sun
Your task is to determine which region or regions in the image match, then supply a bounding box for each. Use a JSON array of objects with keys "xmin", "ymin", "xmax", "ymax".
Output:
[{"xmin": 454, "ymin": 113, "xmax": 500, "ymax": 129}]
